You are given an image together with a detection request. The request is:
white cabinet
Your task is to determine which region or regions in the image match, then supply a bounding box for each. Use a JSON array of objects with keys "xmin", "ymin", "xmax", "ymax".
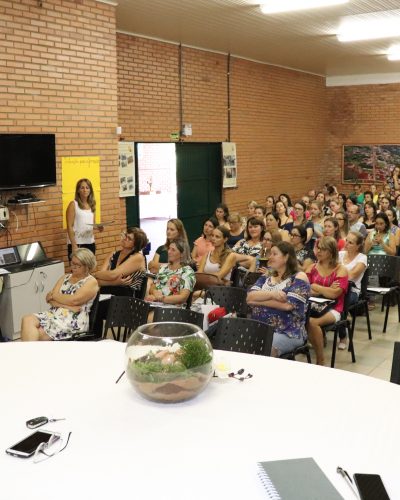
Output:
[{"xmin": 0, "ymin": 261, "xmax": 64, "ymax": 340}]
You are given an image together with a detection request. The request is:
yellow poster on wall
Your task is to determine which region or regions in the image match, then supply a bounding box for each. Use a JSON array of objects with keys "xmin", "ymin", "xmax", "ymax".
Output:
[{"xmin": 61, "ymin": 156, "xmax": 101, "ymax": 228}]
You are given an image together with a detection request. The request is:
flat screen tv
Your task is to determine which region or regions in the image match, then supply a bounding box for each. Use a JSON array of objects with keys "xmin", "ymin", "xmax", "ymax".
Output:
[{"xmin": 0, "ymin": 134, "xmax": 56, "ymax": 190}]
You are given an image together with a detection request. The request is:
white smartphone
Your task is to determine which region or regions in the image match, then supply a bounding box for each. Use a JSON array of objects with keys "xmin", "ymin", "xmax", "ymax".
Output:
[{"xmin": 6, "ymin": 430, "xmax": 60, "ymax": 458}]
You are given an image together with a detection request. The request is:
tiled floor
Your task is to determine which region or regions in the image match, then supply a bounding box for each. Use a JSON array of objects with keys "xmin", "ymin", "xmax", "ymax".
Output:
[{"xmin": 303, "ymin": 298, "xmax": 399, "ymax": 381}]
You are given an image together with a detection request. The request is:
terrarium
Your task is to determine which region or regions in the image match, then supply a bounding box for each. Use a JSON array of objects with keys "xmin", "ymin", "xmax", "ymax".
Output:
[{"xmin": 125, "ymin": 322, "xmax": 213, "ymax": 403}]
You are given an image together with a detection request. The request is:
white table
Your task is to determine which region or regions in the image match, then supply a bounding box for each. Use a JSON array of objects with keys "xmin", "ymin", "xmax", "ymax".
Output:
[{"xmin": 1, "ymin": 341, "xmax": 399, "ymax": 500}]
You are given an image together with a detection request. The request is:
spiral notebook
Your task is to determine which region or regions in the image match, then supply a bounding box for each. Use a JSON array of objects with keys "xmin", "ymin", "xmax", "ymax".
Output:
[{"xmin": 257, "ymin": 457, "xmax": 344, "ymax": 500}]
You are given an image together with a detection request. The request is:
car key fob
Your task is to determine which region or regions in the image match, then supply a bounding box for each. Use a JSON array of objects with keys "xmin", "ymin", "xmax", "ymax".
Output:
[{"xmin": 26, "ymin": 416, "xmax": 49, "ymax": 429}]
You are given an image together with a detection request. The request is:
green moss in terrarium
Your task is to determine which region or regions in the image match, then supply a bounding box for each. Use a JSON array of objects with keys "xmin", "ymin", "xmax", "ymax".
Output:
[{"xmin": 178, "ymin": 338, "xmax": 212, "ymax": 369}]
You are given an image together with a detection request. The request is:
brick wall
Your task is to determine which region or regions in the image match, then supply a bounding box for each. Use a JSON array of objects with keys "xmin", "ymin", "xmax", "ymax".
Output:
[
  {"xmin": 326, "ymin": 83, "xmax": 400, "ymax": 193},
  {"xmin": 117, "ymin": 34, "xmax": 328, "ymax": 216},
  {"xmin": 0, "ymin": 0, "xmax": 122, "ymax": 267}
]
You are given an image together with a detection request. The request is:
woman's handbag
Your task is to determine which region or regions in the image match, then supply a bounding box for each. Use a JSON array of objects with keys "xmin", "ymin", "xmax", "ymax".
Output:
[{"xmin": 309, "ymin": 298, "xmax": 335, "ymax": 318}]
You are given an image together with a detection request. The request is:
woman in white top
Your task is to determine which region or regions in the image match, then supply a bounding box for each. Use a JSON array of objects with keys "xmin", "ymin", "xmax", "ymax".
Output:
[
  {"xmin": 66, "ymin": 178, "xmax": 102, "ymax": 261},
  {"xmin": 337, "ymin": 230, "xmax": 367, "ymax": 350},
  {"xmin": 198, "ymin": 226, "xmax": 237, "ymax": 284}
]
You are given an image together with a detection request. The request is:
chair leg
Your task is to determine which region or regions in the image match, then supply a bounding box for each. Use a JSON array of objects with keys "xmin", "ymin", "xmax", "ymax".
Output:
[
  {"xmin": 347, "ymin": 321, "xmax": 356, "ymax": 363},
  {"xmin": 351, "ymin": 313, "xmax": 356, "ymax": 339},
  {"xmin": 364, "ymin": 302, "xmax": 372, "ymax": 340},
  {"xmin": 305, "ymin": 348, "xmax": 311, "ymax": 364},
  {"xmin": 383, "ymin": 295, "xmax": 390, "ymax": 333},
  {"xmin": 331, "ymin": 329, "xmax": 338, "ymax": 368}
]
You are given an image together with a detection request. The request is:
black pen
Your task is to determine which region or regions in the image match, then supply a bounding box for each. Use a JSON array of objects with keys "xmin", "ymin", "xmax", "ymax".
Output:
[
  {"xmin": 337, "ymin": 466, "xmax": 360, "ymax": 498},
  {"xmin": 115, "ymin": 370, "xmax": 125, "ymax": 384}
]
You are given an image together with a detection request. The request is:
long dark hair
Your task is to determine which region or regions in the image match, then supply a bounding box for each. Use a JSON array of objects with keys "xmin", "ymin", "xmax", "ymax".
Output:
[
  {"xmin": 127, "ymin": 227, "xmax": 148, "ymax": 254},
  {"xmin": 215, "ymin": 203, "xmax": 229, "ymax": 222},
  {"xmin": 363, "ymin": 201, "xmax": 377, "ymax": 222},
  {"xmin": 324, "ymin": 217, "xmax": 340, "ymax": 241},
  {"xmin": 202, "ymin": 216, "xmax": 218, "ymax": 238},
  {"xmin": 271, "ymin": 241, "xmax": 298, "ymax": 279},
  {"xmin": 213, "ymin": 225, "xmax": 232, "ymax": 265},
  {"xmin": 375, "ymin": 213, "xmax": 390, "ymax": 233},
  {"xmin": 246, "ymin": 216, "xmax": 265, "ymax": 241}
]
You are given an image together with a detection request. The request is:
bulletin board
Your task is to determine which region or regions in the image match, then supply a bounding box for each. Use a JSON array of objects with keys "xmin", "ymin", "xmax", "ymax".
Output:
[{"xmin": 61, "ymin": 156, "xmax": 101, "ymax": 228}]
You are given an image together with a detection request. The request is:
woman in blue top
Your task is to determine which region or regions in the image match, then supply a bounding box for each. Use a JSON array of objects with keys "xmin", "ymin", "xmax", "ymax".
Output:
[{"xmin": 247, "ymin": 241, "xmax": 310, "ymax": 357}]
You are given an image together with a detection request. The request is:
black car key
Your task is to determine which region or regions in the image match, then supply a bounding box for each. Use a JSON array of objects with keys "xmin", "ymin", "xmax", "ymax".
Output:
[{"xmin": 26, "ymin": 416, "xmax": 65, "ymax": 429}]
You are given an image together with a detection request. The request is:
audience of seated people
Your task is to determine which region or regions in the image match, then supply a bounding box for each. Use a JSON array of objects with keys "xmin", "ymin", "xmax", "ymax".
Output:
[{"xmin": 21, "ymin": 180, "xmax": 400, "ymax": 368}]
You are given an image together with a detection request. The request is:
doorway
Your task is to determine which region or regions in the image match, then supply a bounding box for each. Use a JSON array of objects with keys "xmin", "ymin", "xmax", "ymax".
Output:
[
  {"xmin": 137, "ymin": 143, "xmax": 177, "ymax": 261},
  {"xmin": 127, "ymin": 142, "xmax": 222, "ymax": 259}
]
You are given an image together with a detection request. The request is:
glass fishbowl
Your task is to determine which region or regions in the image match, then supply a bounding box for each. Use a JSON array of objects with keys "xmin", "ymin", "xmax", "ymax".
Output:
[{"xmin": 125, "ymin": 322, "xmax": 213, "ymax": 403}]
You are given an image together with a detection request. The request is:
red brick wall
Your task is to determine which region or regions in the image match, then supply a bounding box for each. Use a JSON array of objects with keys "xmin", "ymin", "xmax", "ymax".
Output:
[
  {"xmin": 117, "ymin": 34, "xmax": 328, "ymax": 215},
  {"xmin": 0, "ymin": 0, "xmax": 122, "ymax": 267},
  {"xmin": 327, "ymin": 83, "xmax": 400, "ymax": 193}
]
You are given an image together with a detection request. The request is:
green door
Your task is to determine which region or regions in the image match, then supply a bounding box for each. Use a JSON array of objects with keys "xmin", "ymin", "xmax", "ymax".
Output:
[
  {"xmin": 176, "ymin": 143, "xmax": 222, "ymax": 246},
  {"xmin": 125, "ymin": 143, "xmax": 140, "ymax": 228}
]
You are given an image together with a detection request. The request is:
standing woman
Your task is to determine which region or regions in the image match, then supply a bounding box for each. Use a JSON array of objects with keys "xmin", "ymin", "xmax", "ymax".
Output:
[
  {"xmin": 198, "ymin": 226, "xmax": 237, "ymax": 284},
  {"xmin": 364, "ymin": 213, "xmax": 396, "ymax": 256},
  {"xmin": 148, "ymin": 218, "xmax": 188, "ymax": 274},
  {"xmin": 191, "ymin": 217, "xmax": 218, "ymax": 266},
  {"xmin": 66, "ymin": 178, "xmax": 102, "ymax": 261},
  {"xmin": 306, "ymin": 237, "xmax": 349, "ymax": 366}
]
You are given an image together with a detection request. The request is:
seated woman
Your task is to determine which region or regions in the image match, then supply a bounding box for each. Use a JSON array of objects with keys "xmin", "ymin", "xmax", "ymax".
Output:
[
  {"xmin": 191, "ymin": 217, "xmax": 218, "ymax": 266},
  {"xmin": 214, "ymin": 203, "xmax": 230, "ymax": 229},
  {"xmin": 364, "ymin": 212, "xmax": 396, "ymax": 256},
  {"xmin": 362, "ymin": 201, "xmax": 377, "ymax": 233},
  {"xmin": 265, "ymin": 211, "xmax": 291, "ymax": 242},
  {"xmin": 145, "ymin": 239, "xmax": 196, "ymax": 307},
  {"xmin": 254, "ymin": 204, "xmax": 267, "ymax": 224},
  {"xmin": 334, "ymin": 209, "xmax": 349, "ymax": 241},
  {"xmin": 323, "ymin": 217, "xmax": 345, "ymax": 251},
  {"xmin": 290, "ymin": 225, "xmax": 316, "ymax": 271},
  {"xmin": 21, "ymin": 248, "xmax": 98, "ymax": 341},
  {"xmin": 292, "ymin": 201, "xmax": 314, "ymax": 244},
  {"xmin": 232, "ymin": 216, "xmax": 265, "ymax": 270},
  {"xmin": 148, "ymin": 218, "xmax": 188, "ymax": 274},
  {"xmin": 247, "ymin": 241, "xmax": 310, "ymax": 357},
  {"xmin": 306, "ymin": 236, "xmax": 349, "ymax": 366},
  {"xmin": 309, "ymin": 200, "xmax": 325, "ymax": 241},
  {"xmin": 337, "ymin": 231, "xmax": 367, "ymax": 350},
  {"xmin": 94, "ymin": 227, "xmax": 148, "ymax": 295},
  {"xmin": 198, "ymin": 226, "xmax": 237, "ymax": 284},
  {"xmin": 256, "ymin": 230, "xmax": 282, "ymax": 272},
  {"xmin": 385, "ymin": 208, "xmax": 400, "ymax": 248},
  {"xmin": 226, "ymin": 212, "xmax": 245, "ymax": 248},
  {"xmin": 275, "ymin": 200, "xmax": 293, "ymax": 232}
]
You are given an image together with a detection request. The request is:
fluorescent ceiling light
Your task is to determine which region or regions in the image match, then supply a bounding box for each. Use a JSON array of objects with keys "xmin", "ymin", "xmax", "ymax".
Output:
[
  {"xmin": 337, "ymin": 10, "xmax": 400, "ymax": 42},
  {"xmin": 388, "ymin": 45, "xmax": 400, "ymax": 61},
  {"xmin": 260, "ymin": 0, "xmax": 348, "ymax": 15}
]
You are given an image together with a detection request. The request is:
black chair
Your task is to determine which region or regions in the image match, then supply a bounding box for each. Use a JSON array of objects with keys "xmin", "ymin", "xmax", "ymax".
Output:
[
  {"xmin": 103, "ymin": 296, "xmax": 150, "ymax": 342},
  {"xmin": 390, "ymin": 341, "xmax": 400, "ymax": 384},
  {"xmin": 135, "ymin": 276, "xmax": 148, "ymax": 300},
  {"xmin": 321, "ymin": 285, "xmax": 356, "ymax": 368},
  {"xmin": 62, "ymin": 292, "xmax": 102, "ymax": 341},
  {"xmin": 206, "ymin": 286, "xmax": 248, "ymax": 316},
  {"xmin": 367, "ymin": 255, "xmax": 400, "ymax": 333},
  {"xmin": 211, "ymin": 316, "xmax": 273, "ymax": 356},
  {"xmin": 153, "ymin": 307, "xmax": 204, "ymax": 328},
  {"xmin": 348, "ymin": 268, "xmax": 372, "ymax": 340}
]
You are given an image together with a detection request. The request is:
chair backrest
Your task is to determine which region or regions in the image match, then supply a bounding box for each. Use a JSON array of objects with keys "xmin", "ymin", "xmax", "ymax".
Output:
[
  {"xmin": 211, "ymin": 317, "xmax": 273, "ymax": 356},
  {"xmin": 390, "ymin": 341, "xmax": 400, "ymax": 384},
  {"xmin": 243, "ymin": 272, "xmax": 261, "ymax": 289},
  {"xmin": 104, "ymin": 296, "xmax": 150, "ymax": 342},
  {"xmin": 367, "ymin": 254, "xmax": 400, "ymax": 282},
  {"xmin": 153, "ymin": 307, "xmax": 204, "ymax": 328},
  {"xmin": 87, "ymin": 292, "xmax": 101, "ymax": 338},
  {"xmin": 359, "ymin": 267, "xmax": 369, "ymax": 298},
  {"xmin": 206, "ymin": 286, "xmax": 248, "ymax": 316},
  {"xmin": 193, "ymin": 272, "xmax": 221, "ymax": 292}
]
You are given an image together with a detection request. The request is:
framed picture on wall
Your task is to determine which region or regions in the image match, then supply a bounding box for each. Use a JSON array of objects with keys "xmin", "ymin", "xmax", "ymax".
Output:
[
  {"xmin": 222, "ymin": 142, "xmax": 237, "ymax": 188},
  {"xmin": 342, "ymin": 144, "xmax": 400, "ymax": 184}
]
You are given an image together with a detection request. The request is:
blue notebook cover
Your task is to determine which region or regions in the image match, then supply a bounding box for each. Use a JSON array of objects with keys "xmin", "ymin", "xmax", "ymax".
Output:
[{"xmin": 257, "ymin": 457, "xmax": 344, "ymax": 500}]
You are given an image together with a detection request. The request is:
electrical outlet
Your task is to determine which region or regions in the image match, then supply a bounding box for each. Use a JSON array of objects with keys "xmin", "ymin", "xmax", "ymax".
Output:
[{"xmin": 0, "ymin": 206, "xmax": 9, "ymax": 221}]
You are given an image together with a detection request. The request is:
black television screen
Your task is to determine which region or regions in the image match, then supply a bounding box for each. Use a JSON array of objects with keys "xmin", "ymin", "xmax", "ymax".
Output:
[{"xmin": 0, "ymin": 134, "xmax": 56, "ymax": 190}]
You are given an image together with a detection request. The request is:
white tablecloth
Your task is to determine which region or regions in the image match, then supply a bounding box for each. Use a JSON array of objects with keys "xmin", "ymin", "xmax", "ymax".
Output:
[{"xmin": 1, "ymin": 341, "xmax": 399, "ymax": 499}]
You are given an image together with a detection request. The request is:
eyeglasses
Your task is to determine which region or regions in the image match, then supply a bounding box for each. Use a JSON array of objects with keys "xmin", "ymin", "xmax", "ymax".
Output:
[
  {"xmin": 121, "ymin": 232, "xmax": 134, "ymax": 242},
  {"xmin": 33, "ymin": 432, "xmax": 72, "ymax": 464},
  {"xmin": 290, "ymin": 233, "xmax": 300, "ymax": 238}
]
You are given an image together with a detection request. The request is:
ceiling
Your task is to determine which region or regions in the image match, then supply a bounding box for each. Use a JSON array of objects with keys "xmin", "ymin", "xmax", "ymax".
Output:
[{"xmin": 114, "ymin": 0, "xmax": 400, "ymax": 83}]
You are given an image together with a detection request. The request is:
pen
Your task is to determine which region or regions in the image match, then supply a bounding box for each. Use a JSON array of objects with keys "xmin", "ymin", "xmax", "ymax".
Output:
[
  {"xmin": 115, "ymin": 370, "xmax": 125, "ymax": 384},
  {"xmin": 337, "ymin": 466, "xmax": 360, "ymax": 499}
]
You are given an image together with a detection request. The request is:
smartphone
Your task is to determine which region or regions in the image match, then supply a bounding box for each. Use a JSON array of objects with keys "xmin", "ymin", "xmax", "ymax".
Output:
[
  {"xmin": 6, "ymin": 430, "xmax": 60, "ymax": 458},
  {"xmin": 353, "ymin": 473, "xmax": 390, "ymax": 500}
]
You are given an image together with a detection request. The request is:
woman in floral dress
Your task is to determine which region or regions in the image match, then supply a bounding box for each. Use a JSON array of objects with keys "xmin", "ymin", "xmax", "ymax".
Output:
[
  {"xmin": 21, "ymin": 248, "xmax": 98, "ymax": 341},
  {"xmin": 247, "ymin": 241, "xmax": 310, "ymax": 357}
]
